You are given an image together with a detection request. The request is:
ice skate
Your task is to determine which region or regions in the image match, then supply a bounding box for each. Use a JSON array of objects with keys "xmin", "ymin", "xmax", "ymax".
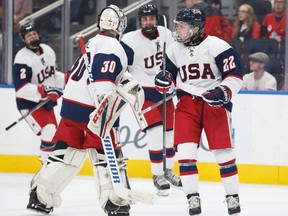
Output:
[
  {"xmin": 225, "ymin": 194, "xmax": 241, "ymax": 215},
  {"xmin": 187, "ymin": 193, "xmax": 201, "ymax": 215},
  {"xmin": 164, "ymin": 169, "xmax": 182, "ymax": 188},
  {"xmin": 27, "ymin": 188, "xmax": 53, "ymax": 214},
  {"xmin": 153, "ymin": 175, "xmax": 170, "ymax": 196},
  {"xmin": 105, "ymin": 200, "xmax": 130, "ymax": 216}
]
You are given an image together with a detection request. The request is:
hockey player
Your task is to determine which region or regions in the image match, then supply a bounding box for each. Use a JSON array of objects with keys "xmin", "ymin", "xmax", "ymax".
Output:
[
  {"xmin": 121, "ymin": 4, "xmax": 182, "ymax": 196},
  {"xmin": 12, "ymin": 23, "xmax": 64, "ymax": 164},
  {"xmin": 154, "ymin": 8, "xmax": 243, "ymax": 215},
  {"xmin": 180, "ymin": 0, "xmax": 234, "ymax": 44},
  {"xmin": 26, "ymin": 5, "xmax": 144, "ymax": 216}
]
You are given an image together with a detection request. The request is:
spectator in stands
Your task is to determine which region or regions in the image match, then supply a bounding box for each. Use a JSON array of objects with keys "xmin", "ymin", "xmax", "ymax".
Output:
[
  {"xmin": 14, "ymin": 0, "xmax": 33, "ymax": 25},
  {"xmin": 0, "ymin": 0, "xmax": 33, "ymax": 59},
  {"xmin": 180, "ymin": 0, "xmax": 233, "ymax": 43},
  {"xmin": 241, "ymin": 52, "xmax": 277, "ymax": 90},
  {"xmin": 205, "ymin": 0, "xmax": 221, "ymax": 10},
  {"xmin": 70, "ymin": 0, "xmax": 84, "ymax": 25},
  {"xmin": 13, "ymin": 0, "xmax": 33, "ymax": 58},
  {"xmin": 231, "ymin": 3, "xmax": 261, "ymax": 55},
  {"xmin": 261, "ymin": 0, "xmax": 286, "ymax": 46},
  {"xmin": 233, "ymin": 4, "xmax": 261, "ymax": 43},
  {"xmin": 239, "ymin": 0, "xmax": 272, "ymax": 23}
]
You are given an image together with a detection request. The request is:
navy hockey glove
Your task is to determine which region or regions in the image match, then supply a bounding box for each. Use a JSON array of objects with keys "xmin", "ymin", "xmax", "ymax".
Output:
[
  {"xmin": 154, "ymin": 70, "xmax": 174, "ymax": 93},
  {"xmin": 38, "ymin": 85, "xmax": 63, "ymax": 102},
  {"xmin": 202, "ymin": 85, "xmax": 231, "ymax": 107}
]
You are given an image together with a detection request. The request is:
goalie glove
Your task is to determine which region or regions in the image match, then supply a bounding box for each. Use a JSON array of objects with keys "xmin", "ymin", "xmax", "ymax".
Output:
[
  {"xmin": 88, "ymin": 91, "xmax": 127, "ymax": 138},
  {"xmin": 116, "ymin": 77, "xmax": 144, "ymax": 113},
  {"xmin": 154, "ymin": 70, "xmax": 174, "ymax": 94},
  {"xmin": 202, "ymin": 85, "xmax": 231, "ymax": 107},
  {"xmin": 38, "ymin": 85, "xmax": 63, "ymax": 102}
]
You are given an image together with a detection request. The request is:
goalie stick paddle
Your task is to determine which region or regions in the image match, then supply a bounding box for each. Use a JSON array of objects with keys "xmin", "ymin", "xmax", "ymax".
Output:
[
  {"xmin": 102, "ymin": 135, "xmax": 154, "ymax": 204},
  {"xmin": 78, "ymin": 35, "xmax": 154, "ymax": 204},
  {"xmin": 5, "ymin": 99, "xmax": 50, "ymax": 131}
]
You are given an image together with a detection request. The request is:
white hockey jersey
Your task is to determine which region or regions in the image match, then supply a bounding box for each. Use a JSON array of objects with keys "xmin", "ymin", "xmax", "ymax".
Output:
[
  {"xmin": 121, "ymin": 26, "xmax": 174, "ymax": 102},
  {"xmin": 61, "ymin": 33, "xmax": 128, "ymax": 123},
  {"xmin": 166, "ymin": 35, "xmax": 243, "ymax": 99},
  {"xmin": 13, "ymin": 44, "xmax": 64, "ymax": 110}
]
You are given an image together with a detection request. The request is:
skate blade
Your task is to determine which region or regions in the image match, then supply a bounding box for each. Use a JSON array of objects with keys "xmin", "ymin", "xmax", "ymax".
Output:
[
  {"xmin": 27, "ymin": 206, "xmax": 53, "ymax": 215},
  {"xmin": 169, "ymin": 183, "xmax": 183, "ymax": 190},
  {"xmin": 156, "ymin": 189, "xmax": 169, "ymax": 196}
]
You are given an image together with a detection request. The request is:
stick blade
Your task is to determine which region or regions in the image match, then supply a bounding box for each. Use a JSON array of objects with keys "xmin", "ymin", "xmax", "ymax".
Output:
[{"xmin": 5, "ymin": 121, "xmax": 17, "ymax": 131}]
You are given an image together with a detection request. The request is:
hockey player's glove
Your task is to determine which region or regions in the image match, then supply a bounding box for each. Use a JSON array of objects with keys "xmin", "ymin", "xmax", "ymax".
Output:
[
  {"xmin": 38, "ymin": 85, "xmax": 63, "ymax": 102},
  {"xmin": 202, "ymin": 85, "xmax": 231, "ymax": 107},
  {"xmin": 154, "ymin": 70, "xmax": 174, "ymax": 94}
]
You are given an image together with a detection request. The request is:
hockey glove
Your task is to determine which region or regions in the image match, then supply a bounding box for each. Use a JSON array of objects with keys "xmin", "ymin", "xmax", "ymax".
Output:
[
  {"xmin": 202, "ymin": 85, "xmax": 231, "ymax": 107},
  {"xmin": 154, "ymin": 70, "xmax": 174, "ymax": 93},
  {"xmin": 38, "ymin": 85, "xmax": 63, "ymax": 102}
]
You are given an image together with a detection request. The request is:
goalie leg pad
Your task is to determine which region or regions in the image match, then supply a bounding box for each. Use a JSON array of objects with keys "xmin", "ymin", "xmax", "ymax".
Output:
[
  {"xmin": 88, "ymin": 91, "xmax": 128, "ymax": 138},
  {"xmin": 34, "ymin": 146, "xmax": 87, "ymax": 207},
  {"xmin": 93, "ymin": 164, "xmax": 132, "ymax": 213}
]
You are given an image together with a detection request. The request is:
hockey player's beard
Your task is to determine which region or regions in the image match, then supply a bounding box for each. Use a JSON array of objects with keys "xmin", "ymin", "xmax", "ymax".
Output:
[
  {"xmin": 30, "ymin": 39, "xmax": 41, "ymax": 47},
  {"xmin": 29, "ymin": 39, "xmax": 41, "ymax": 52},
  {"xmin": 142, "ymin": 26, "xmax": 158, "ymax": 39}
]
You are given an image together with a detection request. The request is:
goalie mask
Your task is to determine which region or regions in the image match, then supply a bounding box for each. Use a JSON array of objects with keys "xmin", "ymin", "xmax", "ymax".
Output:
[
  {"xmin": 98, "ymin": 5, "xmax": 127, "ymax": 35},
  {"xmin": 173, "ymin": 8, "xmax": 206, "ymax": 46}
]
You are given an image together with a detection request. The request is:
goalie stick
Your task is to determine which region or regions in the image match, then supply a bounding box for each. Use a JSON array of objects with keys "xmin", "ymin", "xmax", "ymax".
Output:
[
  {"xmin": 5, "ymin": 99, "xmax": 50, "ymax": 131},
  {"xmin": 78, "ymin": 35, "xmax": 154, "ymax": 204}
]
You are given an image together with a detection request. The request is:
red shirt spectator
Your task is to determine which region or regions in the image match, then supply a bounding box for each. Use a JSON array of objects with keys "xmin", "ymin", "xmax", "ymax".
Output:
[{"xmin": 261, "ymin": 0, "xmax": 286, "ymax": 45}]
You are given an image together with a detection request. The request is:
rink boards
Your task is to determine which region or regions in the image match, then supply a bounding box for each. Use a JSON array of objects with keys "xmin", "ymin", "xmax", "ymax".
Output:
[{"xmin": 1, "ymin": 85, "xmax": 288, "ymax": 185}]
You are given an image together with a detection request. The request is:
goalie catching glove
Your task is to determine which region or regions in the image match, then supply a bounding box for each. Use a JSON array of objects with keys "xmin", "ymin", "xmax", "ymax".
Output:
[
  {"xmin": 38, "ymin": 85, "xmax": 63, "ymax": 102},
  {"xmin": 202, "ymin": 85, "xmax": 231, "ymax": 107},
  {"xmin": 154, "ymin": 70, "xmax": 174, "ymax": 94},
  {"xmin": 116, "ymin": 76, "xmax": 144, "ymax": 112}
]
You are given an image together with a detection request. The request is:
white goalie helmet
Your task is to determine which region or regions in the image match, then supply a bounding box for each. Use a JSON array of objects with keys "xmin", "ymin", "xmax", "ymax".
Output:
[{"xmin": 98, "ymin": 5, "xmax": 127, "ymax": 35}]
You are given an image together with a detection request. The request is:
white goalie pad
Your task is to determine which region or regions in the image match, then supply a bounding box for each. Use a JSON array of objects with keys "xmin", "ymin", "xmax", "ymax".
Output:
[
  {"xmin": 88, "ymin": 91, "xmax": 128, "ymax": 138},
  {"xmin": 93, "ymin": 165, "xmax": 133, "ymax": 211},
  {"xmin": 34, "ymin": 147, "xmax": 87, "ymax": 207}
]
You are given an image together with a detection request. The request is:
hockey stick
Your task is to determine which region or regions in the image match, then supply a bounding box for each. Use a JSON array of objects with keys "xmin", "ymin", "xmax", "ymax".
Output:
[
  {"xmin": 78, "ymin": 35, "xmax": 154, "ymax": 204},
  {"xmin": 162, "ymin": 15, "xmax": 168, "ymax": 171},
  {"xmin": 5, "ymin": 99, "xmax": 50, "ymax": 131},
  {"xmin": 140, "ymin": 91, "xmax": 176, "ymax": 115}
]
